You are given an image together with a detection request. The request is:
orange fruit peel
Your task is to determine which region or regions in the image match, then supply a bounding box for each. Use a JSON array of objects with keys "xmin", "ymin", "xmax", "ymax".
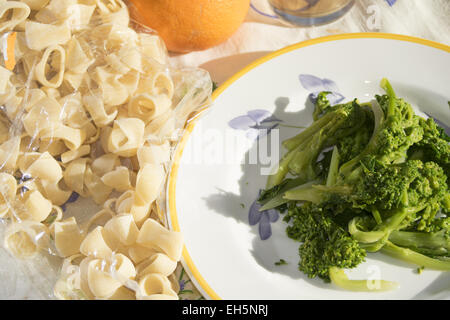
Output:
[
  {"xmin": 4, "ymin": 32, "xmax": 16, "ymax": 70},
  {"xmin": 128, "ymin": 0, "xmax": 250, "ymax": 53}
]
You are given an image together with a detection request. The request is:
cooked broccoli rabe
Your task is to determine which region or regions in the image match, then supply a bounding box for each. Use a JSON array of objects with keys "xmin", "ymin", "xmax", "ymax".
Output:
[
  {"xmin": 266, "ymin": 99, "xmax": 368, "ymax": 188},
  {"xmin": 258, "ymin": 78, "xmax": 450, "ymax": 291},
  {"xmin": 284, "ymin": 202, "xmax": 366, "ymax": 281},
  {"xmin": 409, "ymin": 117, "xmax": 450, "ymax": 179}
]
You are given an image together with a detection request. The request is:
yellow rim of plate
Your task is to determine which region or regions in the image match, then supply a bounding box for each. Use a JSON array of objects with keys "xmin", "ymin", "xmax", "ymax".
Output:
[{"xmin": 167, "ymin": 33, "xmax": 450, "ymax": 300}]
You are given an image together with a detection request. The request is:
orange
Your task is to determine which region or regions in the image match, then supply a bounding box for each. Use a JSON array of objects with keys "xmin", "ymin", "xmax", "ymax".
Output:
[{"xmin": 127, "ymin": 0, "xmax": 250, "ymax": 53}]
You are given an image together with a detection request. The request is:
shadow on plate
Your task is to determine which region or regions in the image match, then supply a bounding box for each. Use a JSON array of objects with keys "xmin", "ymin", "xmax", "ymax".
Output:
[
  {"xmin": 364, "ymin": 251, "xmax": 450, "ymax": 299},
  {"xmin": 412, "ymin": 272, "xmax": 450, "ymax": 300},
  {"xmin": 202, "ymin": 94, "xmax": 332, "ymax": 289}
]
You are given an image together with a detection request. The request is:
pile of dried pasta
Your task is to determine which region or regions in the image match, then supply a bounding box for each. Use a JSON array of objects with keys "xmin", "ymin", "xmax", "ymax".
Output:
[{"xmin": 0, "ymin": 0, "xmax": 211, "ymax": 300}]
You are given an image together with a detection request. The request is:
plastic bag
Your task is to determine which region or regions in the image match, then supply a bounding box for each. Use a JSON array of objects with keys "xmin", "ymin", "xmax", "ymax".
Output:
[{"xmin": 0, "ymin": 0, "xmax": 211, "ymax": 300}]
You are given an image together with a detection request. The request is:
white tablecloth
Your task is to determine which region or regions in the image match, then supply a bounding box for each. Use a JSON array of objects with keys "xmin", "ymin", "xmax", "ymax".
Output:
[{"xmin": 169, "ymin": 0, "xmax": 450, "ymax": 85}]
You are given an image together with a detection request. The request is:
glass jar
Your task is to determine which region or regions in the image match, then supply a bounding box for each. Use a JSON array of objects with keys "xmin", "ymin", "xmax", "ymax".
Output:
[{"xmin": 268, "ymin": 0, "xmax": 355, "ymax": 26}]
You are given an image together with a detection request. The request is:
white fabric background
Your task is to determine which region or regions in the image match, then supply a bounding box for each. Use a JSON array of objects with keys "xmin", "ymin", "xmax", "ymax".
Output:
[{"xmin": 169, "ymin": 0, "xmax": 450, "ymax": 85}]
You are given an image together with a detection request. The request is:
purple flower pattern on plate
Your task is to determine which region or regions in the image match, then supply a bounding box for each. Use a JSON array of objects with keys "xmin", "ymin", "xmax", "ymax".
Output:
[
  {"xmin": 228, "ymin": 109, "xmax": 282, "ymax": 140},
  {"xmin": 385, "ymin": 0, "xmax": 397, "ymax": 6},
  {"xmin": 248, "ymin": 191, "xmax": 280, "ymax": 240},
  {"xmin": 177, "ymin": 268, "xmax": 199, "ymax": 299},
  {"xmin": 299, "ymin": 74, "xmax": 345, "ymax": 106}
]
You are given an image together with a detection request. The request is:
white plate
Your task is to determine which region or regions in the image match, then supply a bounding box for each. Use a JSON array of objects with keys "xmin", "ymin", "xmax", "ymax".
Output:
[{"xmin": 167, "ymin": 34, "xmax": 450, "ymax": 300}]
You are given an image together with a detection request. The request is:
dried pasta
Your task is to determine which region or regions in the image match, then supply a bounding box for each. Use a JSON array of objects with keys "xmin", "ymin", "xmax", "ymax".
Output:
[
  {"xmin": 101, "ymin": 166, "xmax": 132, "ymax": 192},
  {"xmin": 24, "ymin": 21, "xmax": 71, "ymax": 50},
  {"xmin": 51, "ymin": 217, "xmax": 83, "ymax": 257},
  {"xmin": 137, "ymin": 273, "xmax": 178, "ymax": 300},
  {"xmin": 35, "ymin": 44, "xmax": 66, "ymax": 88},
  {"xmin": 0, "ymin": 1, "xmax": 30, "ymax": 33},
  {"xmin": 0, "ymin": 172, "xmax": 16, "ymax": 218},
  {"xmin": 137, "ymin": 218, "xmax": 183, "ymax": 262},
  {"xmin": 136, "ymin": 253, "xmax": 177, "ymax": 278},
  {"xmin": 20, "ymin": 189, "xmax": 53, "ymax": 222},
  {"xmin": 0, "ymin": 0, "xmax": 212, "ymax": 301},
  {"xmin": 80, "ymin": 226, "xmax": 113, "ymax": 259}
]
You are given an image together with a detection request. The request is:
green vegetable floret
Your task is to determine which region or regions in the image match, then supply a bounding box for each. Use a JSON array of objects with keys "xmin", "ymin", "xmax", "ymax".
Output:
[
  {"xmin": 409, "ymin": 117, "xmax": 450, "ymax": 179},
  {"xmin": 336, "ymin": 121, "xmax": 373, "ymax": 165},
  {"xmin": 283, "ymin": 158, "xmax": 448, "ymax": 217},
  {"xmin": 373, "ymin": 94, "xmax": 423, "ymax": 163},
  {"xmin": 285, "ymin": 202, "xmax": 399, "ymax": 290},
  {"xmin": 338, "ymin": 79, "xmax": 424, "ymax": 178},
  {"xmin": 312, "ymin": 91, "xmax": 332, "ymax": 121},
  {"xmin": 284, "ymin": 202, "xmax": 366, "ymax": 281},
  {"xmin": 353, "ymin": 158, "xmax": 447, "ymax": 215},
  {"xmin": 346, "ymin": 159, "xmax": 449, "ymax": 259}
]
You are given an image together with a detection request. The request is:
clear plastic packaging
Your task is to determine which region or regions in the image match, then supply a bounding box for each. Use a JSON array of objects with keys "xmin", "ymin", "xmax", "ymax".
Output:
[{"xmin": 0, "ymin": 0, "xmax": 211, "ymax": 300}]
